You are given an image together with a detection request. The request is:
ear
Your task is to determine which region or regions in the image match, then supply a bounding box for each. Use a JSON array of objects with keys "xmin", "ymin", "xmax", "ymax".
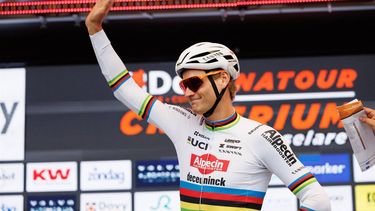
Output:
[{"xmin": 218, "ymin": 72, "xmax": 231, "ymax": 89}]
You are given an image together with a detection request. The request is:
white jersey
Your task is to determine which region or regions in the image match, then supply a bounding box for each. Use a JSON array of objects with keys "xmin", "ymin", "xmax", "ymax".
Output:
[{"xmin": 90, "ymin": 30, "xmax": 331, "ymax": 211}]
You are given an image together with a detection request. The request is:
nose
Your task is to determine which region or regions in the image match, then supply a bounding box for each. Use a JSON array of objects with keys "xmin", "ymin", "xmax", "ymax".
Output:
[{"xmin": 184, "ymin": 87, "xmax": 195, "ymax": 97}]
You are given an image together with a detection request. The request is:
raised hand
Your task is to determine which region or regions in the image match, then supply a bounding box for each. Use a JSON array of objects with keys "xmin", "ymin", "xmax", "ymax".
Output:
[{"xmin": 85, "ymin": 0, "xmax": 115, "ymax": 35}]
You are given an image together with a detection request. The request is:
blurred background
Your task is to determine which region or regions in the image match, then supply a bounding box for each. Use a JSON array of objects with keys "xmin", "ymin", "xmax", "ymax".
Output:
[{"xmin": 0, "ymin": 0, "xmax": 375, "ymax": 210}]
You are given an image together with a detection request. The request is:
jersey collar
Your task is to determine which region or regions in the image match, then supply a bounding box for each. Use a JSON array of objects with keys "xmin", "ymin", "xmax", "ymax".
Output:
[{"xmin": 204, "ymin": 112, "xmax": 240, "ymax": 131}]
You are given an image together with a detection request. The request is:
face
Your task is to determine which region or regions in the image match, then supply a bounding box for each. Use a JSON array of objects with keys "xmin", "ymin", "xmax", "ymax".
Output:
[{"xmin": 181, "ymin": 69, "xmax": 226, "ymax": 115}]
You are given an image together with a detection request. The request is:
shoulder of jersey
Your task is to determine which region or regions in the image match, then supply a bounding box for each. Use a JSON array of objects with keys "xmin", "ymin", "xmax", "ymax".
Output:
[
  {"xmin": 166, "ymin": 104, "xmax": 202, "ymax": 121},
  {"xmin": 241, "ymin": 117, "xmax": 277, "ymax": 142}
]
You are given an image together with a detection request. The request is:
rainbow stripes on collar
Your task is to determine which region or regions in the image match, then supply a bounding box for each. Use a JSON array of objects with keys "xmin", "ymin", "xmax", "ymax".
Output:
[
  {"xmin": 108, "ymin": 70, "xmax": 131, "ymax": 91},
  {"xmin": 299, "ymin": 206, "xmax": 315, "ymax": 211},
  {"xmin": 288, "ymin": 172, "xmax": 317, "ymax": 195},
  {"xmin": 180, "ymin": 181, "xmax": 265, "ymax": 211},
  {"xmin": 205, "ymin": 112, "xmax": 240, "ymax": 131},
  {"xmin": 138, "ymin": 95, "xmax": 157, "ymax": 121}
]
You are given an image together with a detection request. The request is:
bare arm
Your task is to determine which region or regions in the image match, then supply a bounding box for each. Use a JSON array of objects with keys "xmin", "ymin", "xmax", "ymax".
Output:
[
  {"xmin": 85, "ymin": 0, "xmax": 114, "ymax": 35},
  {"xmin": 360, "ymin": 107, "xmax": 375, "ymax": 131}
]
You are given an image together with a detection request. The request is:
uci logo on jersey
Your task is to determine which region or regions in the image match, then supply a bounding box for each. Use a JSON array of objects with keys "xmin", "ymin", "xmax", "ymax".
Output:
[{"xmin": 187, "ymin": 136, "xmax": 208, "ymax": 150}]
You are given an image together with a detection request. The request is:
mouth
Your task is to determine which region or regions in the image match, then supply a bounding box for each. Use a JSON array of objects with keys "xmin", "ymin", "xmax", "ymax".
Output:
[{"xmin": 189, "ymin": 97, "xmax": 201, "ymax": 104}]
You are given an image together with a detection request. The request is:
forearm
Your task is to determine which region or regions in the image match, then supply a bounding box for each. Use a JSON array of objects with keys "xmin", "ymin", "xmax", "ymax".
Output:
[
  {"xmin": 90, "ymin": 30, "xmax": 125, "ymax": 82},
  {"xmin": 89, "ymin": 30, "xmax": 152, "ymax": 116}
]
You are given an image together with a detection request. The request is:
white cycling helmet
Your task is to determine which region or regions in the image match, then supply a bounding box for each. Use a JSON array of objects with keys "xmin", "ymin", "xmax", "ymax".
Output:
[{"xmin": 175, "ymin": 42, "xmax": 240, "ymax": 79}]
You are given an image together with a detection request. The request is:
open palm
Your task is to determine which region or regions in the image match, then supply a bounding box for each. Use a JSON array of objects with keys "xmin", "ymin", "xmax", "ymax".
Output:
[{"xmin": 86, "ymin": 0, "xmax": 115, "ymax": 35}]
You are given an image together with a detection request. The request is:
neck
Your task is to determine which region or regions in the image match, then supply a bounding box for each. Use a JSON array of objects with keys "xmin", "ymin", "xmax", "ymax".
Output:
[{"xmin": 205, "ymin": 92, "xmax": 235, "ymax": 122}]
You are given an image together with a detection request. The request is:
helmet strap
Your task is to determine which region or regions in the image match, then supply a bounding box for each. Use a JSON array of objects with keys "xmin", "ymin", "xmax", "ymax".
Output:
[{"xmin": 203, "ymin": 75, "xmax": 228, "ymax": 118}]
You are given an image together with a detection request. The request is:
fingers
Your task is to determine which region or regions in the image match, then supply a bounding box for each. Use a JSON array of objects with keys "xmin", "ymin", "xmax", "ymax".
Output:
[
  {"xmin": 360, "ymin": 116, "xmax": 375, "ymax": 131},
  {"xmin": 363, "ymin": 107, "xmax": 375, "ymax": 119}
]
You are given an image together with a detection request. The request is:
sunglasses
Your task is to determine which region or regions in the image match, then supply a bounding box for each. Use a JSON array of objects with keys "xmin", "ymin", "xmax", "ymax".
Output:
[{"xmin": 179, "ymin": 70, "xmax": 225, "ymax": 93}]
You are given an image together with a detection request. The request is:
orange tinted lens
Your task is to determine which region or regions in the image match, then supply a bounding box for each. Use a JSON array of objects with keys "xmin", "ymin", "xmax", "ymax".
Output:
[{"xmin": 180, "ymin": 76, "xmax": 203, "ymax": 92}]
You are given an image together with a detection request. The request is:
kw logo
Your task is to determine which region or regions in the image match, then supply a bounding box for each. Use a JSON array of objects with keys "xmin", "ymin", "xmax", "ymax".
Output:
[{"xmin": 33, "ymin": 169, "xmax": 70, "ymax": 181}]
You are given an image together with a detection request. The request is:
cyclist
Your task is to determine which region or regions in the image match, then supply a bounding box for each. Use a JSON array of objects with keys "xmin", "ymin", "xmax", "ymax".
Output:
[{"xmin": 86, "ymin": 0, "xmax": 331, "ymax": 210}]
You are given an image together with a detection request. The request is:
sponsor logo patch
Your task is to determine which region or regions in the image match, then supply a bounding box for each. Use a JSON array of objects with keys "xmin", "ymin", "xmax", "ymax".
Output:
[
  {"xmin": 187, "ymin": 172, "xmax": 226, "ymax": 186},
  {"xmin": 187, "ymin": 136, "xmax": 208, "ymax": 150},
  {"xmin": 261, "ymin": 129, "xmax": 297, "ymax": 167},
  {"xmin": 190, "ymin": 154, "xmax": 229, "ymax": 174}
]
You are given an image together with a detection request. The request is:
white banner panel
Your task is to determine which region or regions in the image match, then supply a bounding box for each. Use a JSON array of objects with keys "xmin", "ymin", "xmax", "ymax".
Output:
[
  {"xmin": 0, "ymin": 163, "xmax": 24, "ymax": 193},
  {"xmin": 324, "ymin": 185, "xmax": 353, "ymax": 211},
  {"xmin": 26, "ymin": 162, "xmax": 77, "ymax": 192},
  {"xmin": 0, "ymin": 195, "xmax": 24, "ymax": 211},
  {"xmin": 134, "ymin": 191, "xmax": 180, "ymax": 211},
  {"xmin": 0, "ymin": 68, "xmax": 25, "ymax": 161},
  {"xmin": 261, "ymin": 188, "xmax": 297, "ymax": 211},
  {"xmin": 80, "ymin": 160, "xmax": 132, "ymax": 191},
  {"xmin": 80, "ymin": 192, "xmax": 132, "ymax": 211},
  {"xmin": 353, "ymin": 155, "xmax": 375, "ymax": 182}
]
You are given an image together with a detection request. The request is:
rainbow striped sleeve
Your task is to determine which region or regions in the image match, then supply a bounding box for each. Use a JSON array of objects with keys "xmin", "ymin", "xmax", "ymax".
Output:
[
  {"xmin": 288, "ymin": 172, "xmax": 317, "ymax": 195},
  {"xmin": 138, "ymin": 95, "xmax": 157, "ymax": 121},
  {"xmin": 180, "ymin": 181, "xmax": 265, "ymax": 211},
  {"xmin": 108, "ymin": 69, "xmax": 131, "ymax": 92}
]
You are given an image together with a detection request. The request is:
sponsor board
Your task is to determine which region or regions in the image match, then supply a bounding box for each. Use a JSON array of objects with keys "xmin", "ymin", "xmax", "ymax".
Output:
[
  {"xmin": 0, "ymin": 68, "xmax": 25, "ymax": 161},
  {"xmin": 27, "ymin": 162, "xmax": 77, "ymax": 192},
  {"xmin": 355, "ymin": 185, "xmax": 375, "ymax": 211},
  {"xmin": 80, "ymin": 160, "xmax": 132, "ymax": 191},
  {"xmin": 261, "ymin": 188, "xmax": 297, "ymax": 211},
  {"xmin": 80, "ymin": 192, "xmax": 132, "ymax": 211},
  {"xmin": 134, "ymin": 191, "xmax": 180, "ymax": 211},
  {"xmin": 324, "ymin": 186, "xmax": 353, "ymax": 211},
  {"xmin": 136, "ymin": 159, "xmax": 179, "ymax": 188},
  {"xmin": 353, "ymin": 155, "xmax": 375, "ymax": 183},
  {"xmin": 0, "ymin": 163, "xmax": 24, "ymax": 193},
  {"xmin": 0, "ymin": 195, "xmax": 23, "ymax": 211},
  {"xmin": 28, "ymin": 195, "xmax": 76, "ymax": 210},
  {"xmin": 298, "ymin": 154, "xmax": 350, "ymax": 184}
]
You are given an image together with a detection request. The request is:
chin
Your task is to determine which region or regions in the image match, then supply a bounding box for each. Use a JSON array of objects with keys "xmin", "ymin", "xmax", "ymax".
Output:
[
  {"xmin": 192, "ymin": 106, "xmax": 209, "ymax": 116},
  {"xmin": 190, "ymin": 105, "xmax": 203, "ymax": 115}
]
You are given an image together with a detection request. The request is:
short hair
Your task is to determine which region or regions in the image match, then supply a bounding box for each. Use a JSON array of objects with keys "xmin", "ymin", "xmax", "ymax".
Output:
[{"xmin": 228, "ymin": 80, "xmax": 237, "ymax": 101}]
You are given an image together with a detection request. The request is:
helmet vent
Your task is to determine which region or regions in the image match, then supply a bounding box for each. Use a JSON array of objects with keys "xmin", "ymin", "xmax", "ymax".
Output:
[
  {"xmin": 176, "ymin": 52, "xmax": 190, "ymax": 66},
  {"xmin": 205, "ymin": 58, "xmax": 219, "ymax": 63},
  {"xmin": 224, "ymin": 55, "xmax": 234, "ymax": 60}
]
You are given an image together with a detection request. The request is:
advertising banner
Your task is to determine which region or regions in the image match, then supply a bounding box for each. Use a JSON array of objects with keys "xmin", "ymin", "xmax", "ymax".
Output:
[
  {"xmin": 0, "ymin": 195, "xmax": 23, "ymax": 211},
  {"xmin": 0, "ymin": 68, "xmax": 25, "ymax": 161},
  {"xmin": 324, "ymin": 185, "xmax": 353, "ymax": 211},
  {"xmin": 298, "ymin": 153, "xmax": 351, "ymax": 184},
  {"xmin": 27, "ymin": 195, "xmax": 76, "ymax": 211},
  {"xmin": 136, "ymin": 159, "xmax": 179, "ymax": 188},
  {"xmin": 134, "ymin": 191, "xmax": 180, "ymax": 211},
  {"xmin": 80, "ymin": 192, "xmax": 132, "ymax": 211},
  {"xmin": 0, "ymin": 163, "xmax": 24, "ymax": 193},
  {"xmin": 26, "ymin": 162, "xmax": 77, "ymax": 192},
  {"xmin": 355, "ymin": 185, "xmax": 375, "ymax": 211},
  {"xmin": 26, "ymin": 55, "xmax": 375, "ymax": 157},
  {"xmin": 80, "ymin": 160, "xmax": 132, "ymax": 191}
]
